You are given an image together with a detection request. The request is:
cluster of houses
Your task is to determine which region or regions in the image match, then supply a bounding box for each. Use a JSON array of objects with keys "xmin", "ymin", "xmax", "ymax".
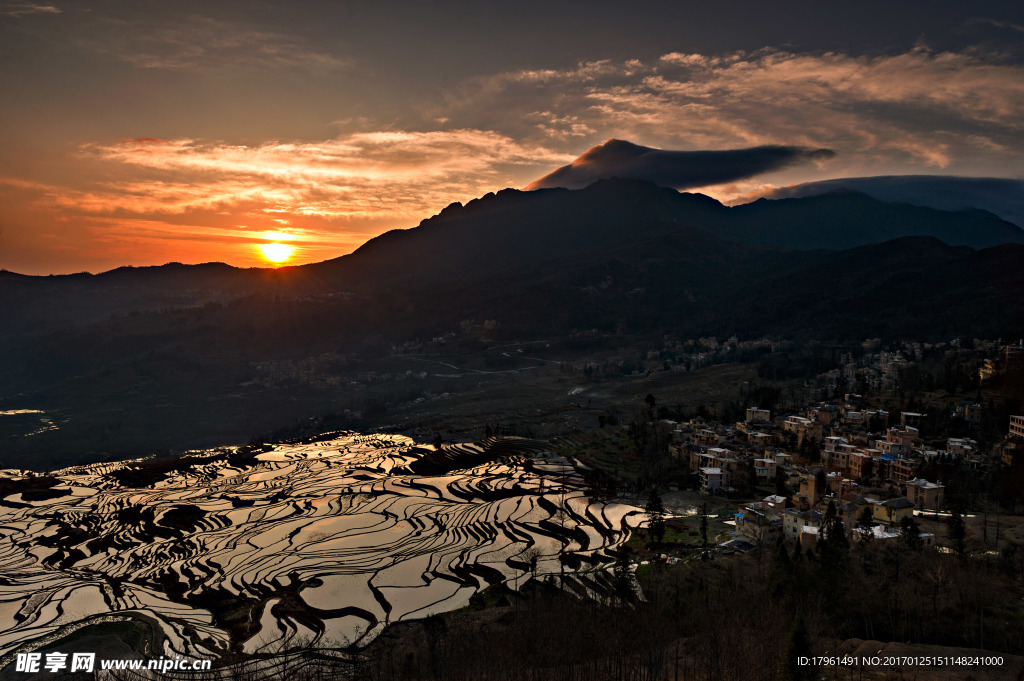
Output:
[
  {"xmin": 671, "ymin": 401, "xmax": 974, "ymax": 491},
  {"xmin": 668, "ymin": 398, "xmax": 968, "ymax": 548},
  {"xmin": 733, "ymin": 473, "xmax": 940, "ymax": 550}
]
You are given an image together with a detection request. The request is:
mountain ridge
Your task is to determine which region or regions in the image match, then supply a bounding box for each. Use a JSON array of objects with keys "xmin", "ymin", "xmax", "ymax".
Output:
[
  {"xmin": 5, "ymin": 178, "xmax": 1022, "ymax": 285},
  {"xmin": 3, "ymin": 178, "xmax": 1022, "ymax": 340},
  {"xmin": 2, "ymin": 179, "xmax": 1023, "ymax": 466}
]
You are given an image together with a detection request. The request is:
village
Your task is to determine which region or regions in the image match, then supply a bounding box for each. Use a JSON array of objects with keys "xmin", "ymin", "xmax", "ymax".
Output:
[{"xmin": 658, "ymin": 338, "xmax": 1024, "ymax": 556}]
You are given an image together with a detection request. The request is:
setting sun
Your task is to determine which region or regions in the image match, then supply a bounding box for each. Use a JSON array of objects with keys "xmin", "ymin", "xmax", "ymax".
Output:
[{"xmin": 259, "ymin": 242, "xmax": 295, "ymax": 264}]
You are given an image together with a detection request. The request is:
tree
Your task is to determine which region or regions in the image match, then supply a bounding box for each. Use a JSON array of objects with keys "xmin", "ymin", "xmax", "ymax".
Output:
[
  {"xmin": 523, "ymin": 546, "xmax": 541, "ymax": 581},
  {"xmin": 860, "ymin": 457, "xmax": 874, "ymax": 481},
  {"xmin": 900, "ymin": 515, "xmax": 923, "ymax": 550},
  {"xmin": 768, "ymin": 539, "xmax": 792, "ymax": 599},
  {"xmin": 802, "ymin": 437, "xmax": 820, "ymax": 464},
  {"xmin": 699, "ymin": 503, "xmax": 709, "ymax": 546},
  {"xmin": 775, "ymin": 467, "xmax": 790, "ymax": 497},
  {"xmin": 645, "ymin": 487, "xmax": 666, "ymax": 543},
  {"xmin": 947, "ymin": 507, "xmax": 967, "ymax": 561},
  {"xmin": 613, "ymin": 548, "xmax": 634, "ymax": 603},
  {"xmin": 733, "ymin": 459, "xmax": 757, "ymax": 498},
  {"xmin": 780, "ymin": 615, "xmax": 815, "ymax": 681},
  {"xmin": 818, "ymin": 500, "xmax": 849, "ymax": 581},
  {"xmin": 997, "ymin": 545, "xmax": 1018, "ymax": 580},
  {"xmin": 814, "ymin": 469, "xmax": 827, "ymax": 500}
]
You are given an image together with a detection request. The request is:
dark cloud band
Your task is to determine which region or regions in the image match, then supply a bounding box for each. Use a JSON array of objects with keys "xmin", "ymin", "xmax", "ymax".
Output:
[
  {"xmin": 762, "ymin": 175, "xmax": 1024, "ymax": 227},
  {"xmin": 525, "ymin": 139, "xmax": 835, "ymax": 191}
]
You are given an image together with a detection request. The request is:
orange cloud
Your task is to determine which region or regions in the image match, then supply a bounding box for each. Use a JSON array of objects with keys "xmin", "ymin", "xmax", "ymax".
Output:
[
  {"xmin": 70, "ymin": 130, "xmax": 570, "ymax": 221},
  {"xmin": 0, "ymin": 130, "xmax": 573, "ymax": 272},
  {"xmin": 6, "ymin": 43, "xmax": 1024, "ymax": 275},
  {"xmin": 0, "ymin": 2, "xmax": 60, "ymax": 16}
]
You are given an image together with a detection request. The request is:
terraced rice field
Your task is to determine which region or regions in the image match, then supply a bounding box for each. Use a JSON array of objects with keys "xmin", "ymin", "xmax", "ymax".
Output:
[{"xmin": 0, "ymin": 434, "xmax": 643, "ymax": 665}]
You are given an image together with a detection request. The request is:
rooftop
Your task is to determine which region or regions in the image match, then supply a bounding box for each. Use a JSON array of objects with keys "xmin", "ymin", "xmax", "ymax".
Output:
[
  {"xmin": 879, "ymin": 497, "xmax": 915, "ymax": 509},
  {"xmin": 907, "ymin": 478, "xmax": 943, "ymax": 489}
]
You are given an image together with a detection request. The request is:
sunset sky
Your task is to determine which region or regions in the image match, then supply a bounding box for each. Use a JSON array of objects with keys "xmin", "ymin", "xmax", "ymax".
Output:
[{"xmin": 2, "ymin": 0, "xmax": 1023, "ymax": 275}]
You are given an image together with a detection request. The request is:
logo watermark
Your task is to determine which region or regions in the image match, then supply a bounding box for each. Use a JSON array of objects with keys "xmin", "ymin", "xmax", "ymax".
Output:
[{"xmin": 15, "ymin": 652, "xmax": 213, "ymax": 674}]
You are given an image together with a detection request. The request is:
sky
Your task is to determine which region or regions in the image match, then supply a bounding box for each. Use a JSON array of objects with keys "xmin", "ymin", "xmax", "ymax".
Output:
[{"xmin": 2, "ymin": 0, "xmax": 1023, "ymax": 275}]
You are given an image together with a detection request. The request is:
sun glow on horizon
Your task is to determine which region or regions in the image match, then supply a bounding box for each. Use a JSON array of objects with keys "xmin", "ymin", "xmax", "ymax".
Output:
[{"xmin": 259, "ymin": 241, "xmax": 295, "ymax": 264}]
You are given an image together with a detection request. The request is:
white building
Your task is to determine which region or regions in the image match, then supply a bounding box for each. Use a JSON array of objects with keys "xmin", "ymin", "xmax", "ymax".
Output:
[
  {"xmin": 700, "ymin": 467, "xmax": 729, "ymax": 494},
  {"xmin": 745, "ymin": 407, "xmax": 770, "ymax": 424}
]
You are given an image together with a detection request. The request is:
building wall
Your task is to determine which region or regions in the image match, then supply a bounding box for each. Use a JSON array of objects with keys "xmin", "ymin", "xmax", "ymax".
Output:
[
  {"xmin": 1011, "ymin": 415, "xmax": 1024, "ymax": 438},
  {"xmin": 907, "ymin": 482, "xmax": 943, "ymax": 509},
  {"xmin": 872, "ymin": 502, "xmax": 913, "ymax": 525}
]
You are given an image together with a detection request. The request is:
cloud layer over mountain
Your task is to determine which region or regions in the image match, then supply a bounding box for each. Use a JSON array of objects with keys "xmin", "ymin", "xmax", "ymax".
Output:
[
  {"xmin": 525, "ymin": 139, "xmax": 835, "ymax": 190},
  {"xmin": 758, "ymin": 175, "xmax": 1024, "ymax": 227}
]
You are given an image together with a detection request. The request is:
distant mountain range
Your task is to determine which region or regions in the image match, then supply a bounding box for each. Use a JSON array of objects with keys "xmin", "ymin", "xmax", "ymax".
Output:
[
  {"xmin": 2, "ymin": 179, "xmax": 1023, "ymax": 465},
  {"xmin": 4, "ymin": 176, "xmax": 1022, "ymax": 339},
  {"xmin": 4, "ymin": 177, "xmax": 1023, "ymax": 347},
  {"xmin": 5, "ymin": 178, "xmax": 1022, "ymax": 337},
  {"xmin": 759, "ymin": 175, "xmax": 1024, "ymax": 229},
  {"xmin": 315, "ymin": 179, "xmax": 1023, "ymax": 287}
]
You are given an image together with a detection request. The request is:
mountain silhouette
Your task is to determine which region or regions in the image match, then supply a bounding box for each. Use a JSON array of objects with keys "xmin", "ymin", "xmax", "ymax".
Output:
[
  {"xmin": 760, "ymin": 175, "xmax": 1024, "ymax": 227},
  {"xmin": 4, "ymin": 178, "xmax": 1022, "ymax": 333},
  {"xmin": 2, "ymin": 179, "xmax": 1023, "ymax": 466},
  {"xmin": 302, "ymin": 178, "xmax": 1022, "ymax": 294}
]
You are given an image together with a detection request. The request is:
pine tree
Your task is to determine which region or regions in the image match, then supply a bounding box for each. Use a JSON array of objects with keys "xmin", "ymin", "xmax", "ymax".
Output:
[
  {"xmin": 818, "ymin": 500, "xmax": 849, "ymax": 581},
  {"xmin": 948, "ymin": 507, "xmax": 967, "ymax": 561},
  {"xmin": 775, "ymin": 467, "xmax": 790, "ymax": 497},
  {"xmin": 768, "ymin": 539, "xmax": 792, "ymax": 599},
  {"xmin": 700, "ymin": 503, "xmax": 709, "ymax": 546},
  {"xmin": 780, "ymin": 615, "xmax": 815, "ymax": 681},
  {"xmin": 856, "ymin": 505, "xmax": 874, "ymax": 529},
  {"xmin": 613, "ymin": 549, "xmax": 634, "ymax": 603},
  {"xmin": 645, "ymin": 487, "xmax": 666, "ymax": 543},
  {"xmin": 900, "ymin": 515, "xmax": 923, "ymax": 550},
  {"xmin": 822, "ymin": 501, "xmax": 847, "ymax": 547}
]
